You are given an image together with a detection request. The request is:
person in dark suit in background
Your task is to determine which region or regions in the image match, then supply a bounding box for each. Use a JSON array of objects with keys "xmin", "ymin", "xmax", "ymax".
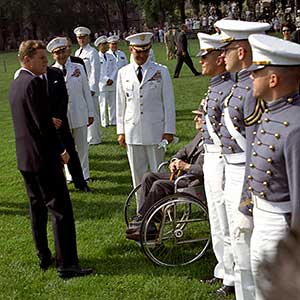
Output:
[
  {"xmin": 47, "ymin": 65, "xmax": 91, "ymax": 192},
  {"xmin": 173, "ymin": 24, "xmax": 201, "ymax": 78},
  {"xmin": 9, "ymin": 40, "xmax": 93, "ymax": 279}
]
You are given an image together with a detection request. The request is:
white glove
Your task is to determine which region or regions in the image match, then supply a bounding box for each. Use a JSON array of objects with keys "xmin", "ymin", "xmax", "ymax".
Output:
[
  {"xmin": 234, "ymin": 214, "xmax": 254, "ymax": 239},
  {"xmin": 158, "ymin": 139, "xmax": 169, "ymax": 151}
]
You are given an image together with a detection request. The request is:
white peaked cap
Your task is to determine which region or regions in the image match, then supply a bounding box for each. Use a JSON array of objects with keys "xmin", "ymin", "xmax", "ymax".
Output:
[
  {"xmin": 248, "ymin": 34, "xmax": 300, "ymax": 71},
  {"xmin": 214, "ymin": 20, "xmax": 271, "ymax": 43},
  {"xmin": 196, "ymin": 32, "xmax": 227, "ymax": 57},
  {"xmin": 74, "ymin": 26, "xmax": 91, "ymax": 37},
  {"xmin": 47, "ymin": 37, "xmax": 68, "ymax": 53},
  {"xmin": 94, "ymin": 35, "xmax": 108, "ymax": 47},
  {"xmin": 125, "ymin": 32, "xmax": 153, "ymax": 51}
]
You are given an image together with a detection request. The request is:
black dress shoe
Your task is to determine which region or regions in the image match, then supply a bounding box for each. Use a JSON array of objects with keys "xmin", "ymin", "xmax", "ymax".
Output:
[
  {"xmin": 39, "ymin": 257, "xmax": 54, "ymax": 271},
  {"xmin": 78, "ymin": 185, "xmax": 92, "ymax": 193},
  {"xmin": 58, "ymin": 265, "xmax": 94, "ymax": 279},
  {"xmin": 200, "ymin": 277, "xmax": 222, "ymax": 285},
  {"xmin": 216, "ymin": 285, "xmax": 235, "ymax": 296},
  {"xmin": 126, "ymin": 224, "xmax": 157, "ymax": 241}
]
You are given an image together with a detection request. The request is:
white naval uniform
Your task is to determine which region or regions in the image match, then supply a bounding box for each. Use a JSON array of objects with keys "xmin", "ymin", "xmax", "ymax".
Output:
[
  {"xmin": 53, "ymin": 59, "xmax": 94, "ymax": 181},
  {"xmin": 75, "ymin": 44, "xmax": 101, "ymax": 144},
  {"xmin": 107, "ymin": 49, "xmax": 128, "ymax": 69},
  {"xmin": 116, "ymin": 58, "xmax": 176, "ymax": 189},
  {"xmin": 98, "ymin": 51, "xmax": 118, "ymax": 127}
]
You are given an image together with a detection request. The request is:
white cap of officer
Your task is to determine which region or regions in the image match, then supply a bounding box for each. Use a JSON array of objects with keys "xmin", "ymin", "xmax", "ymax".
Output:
[
  {"xmin": 74, "ymin": 26, "xmax": 91, "ymax": 37},
  {"xmin": 248, "ymin": 34, "xmax": 300, "ymax": 71},
  {"xmin": 125, "ymin": 32, "xmax": 153, "ymax": 51},
  {"xmin": 214, "ymin": 20, "xmax": 271, "ymax": 42},
  {"xmin": 94, "ymin": 35, "xmax": 108, "ymax": 47},
  {"xmin": 196, "ymin": 32, "xmax": 227, "ymax": 57},
  {"xmin": 107, "ymin": 35, "xmax": 119, "ymax": 43},
  {"xmin": 47, "ymin": 37, "xmax": 68, "ymax": 53}
]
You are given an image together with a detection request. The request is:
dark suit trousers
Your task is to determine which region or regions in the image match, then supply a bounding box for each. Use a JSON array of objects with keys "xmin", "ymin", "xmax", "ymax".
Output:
[
  {"xmin": 59, "ymin": 121, "xmax": 86, "ymax": 189},
  {"xmin": 21, "ymin": 162, "xmax": 79, "ymax": 268},
  {"xmin": 139, "ymin": 172, "xmax": 188, "ymax": 216},
  {"xmin": 174, "ymin": 54, "xmax": 199, "ymax": 77}
]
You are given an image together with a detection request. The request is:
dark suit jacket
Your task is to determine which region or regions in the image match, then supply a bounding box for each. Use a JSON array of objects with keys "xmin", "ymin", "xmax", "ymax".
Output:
[
  {"xmin": 176, "ymin": 31, "xmax": 188, "ymax": 56},
  {"xmin": 47, "ymin": 67, "xmax": 69, "ymax": 120},
  {"xmin": 9, "ymin": 69, "xmax": 64, "ymax": 172},
  {"xmin": 173, "ymin": 131, "xmax": 204, "ymax": 180}
]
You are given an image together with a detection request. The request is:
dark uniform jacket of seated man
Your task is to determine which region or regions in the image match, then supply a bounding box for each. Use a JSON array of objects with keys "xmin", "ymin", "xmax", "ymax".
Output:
[{"xmin": 138, "ymin": 131, "xmax": 204, "ymax": 217}]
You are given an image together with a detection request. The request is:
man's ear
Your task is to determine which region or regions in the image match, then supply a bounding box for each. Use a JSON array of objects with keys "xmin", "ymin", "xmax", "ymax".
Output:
[
  {"xmin": 269, "ymin": 73, "xmax": 278, "ymax": 88},
  {"xmin": 216, "ymin": 54, "xmax": 224, "ymax": 66},
  {"xmin": 237, "ymin": 46, "xmax": 247, "ymax": 61}
]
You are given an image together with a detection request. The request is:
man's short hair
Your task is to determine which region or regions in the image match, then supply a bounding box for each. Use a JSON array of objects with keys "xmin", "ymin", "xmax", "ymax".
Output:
[{"xmin": 18, "ymin": 40, "xmax": 46, "ymax": 62}]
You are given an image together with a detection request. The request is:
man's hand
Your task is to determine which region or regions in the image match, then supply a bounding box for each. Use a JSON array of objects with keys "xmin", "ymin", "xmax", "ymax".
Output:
[
  {"xmin": 106, "ymin": 79, "xmax": 113, "ymax": 86},
  {"xmin": 61, "ymin": 151, "xmax": 70, "ymax": 164},
  {"xmin": 234, "ymin": 213, "xmax": 254, "ymax": 239},
  {"xmin": 87, "ymin": 117, "xmax": 94, "ymax": 127},
  {"xmin": 118, "ymin": 134, "xmax": 126, "ymax": 148},
  {"xmin": 175, "ymin": 160, "xmax": 190, "ymax": 171},
  {"xmin": 91, "ymin": 91, "xmax": 95, "ymax": 97},
  {"xmin": 162, "ymin": 133, "xmax": 174, "ymax": 143},
  {"xmin": 168, "ymin": 160, "xmax": 177, "ymax": 173},
  {"xmin": 52, "ymin": 117, "xmax": 62, "ymax": 129}
]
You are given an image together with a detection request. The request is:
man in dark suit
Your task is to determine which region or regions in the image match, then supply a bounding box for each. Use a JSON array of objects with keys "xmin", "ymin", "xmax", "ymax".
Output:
[
  {"xmin": 126, "ymin": 106, "xmax": 204, "ymax": 240},
  {"xmin": 47, "ymin": 66, "xmax": 91, "ymax": 192},
  {"xmin": 9, "ymin": 40, "xmax": 92, "ymax": 278},
  {"xmin": 173, "ymin": 24, "xmax": 201, "ymax": 78}
]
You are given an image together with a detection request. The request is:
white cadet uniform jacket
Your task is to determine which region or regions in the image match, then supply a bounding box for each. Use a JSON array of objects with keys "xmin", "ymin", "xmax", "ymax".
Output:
[
  {"xmin": 98, "ymin": 51, "xmax": 118, "ymax": 92},
  {"xmin": 116, "ymin": 60, "xmax": 176, "ymax": 145},
  {"xmin": 107, "ymin": 49, "xmax": 128, "ymax": 70},
  {"xmin": 53, "ymin": 59, "xmax": 94, "ymax": 128},
  {"xmin": 75, "ymin": 44, "xmax": 100, "ymax": 95}
]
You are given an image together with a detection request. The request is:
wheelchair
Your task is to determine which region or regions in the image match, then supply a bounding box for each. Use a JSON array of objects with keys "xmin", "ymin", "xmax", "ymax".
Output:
[{"xmin": 124, "ymin": 162, "xmax": 211, "ymax": 267}]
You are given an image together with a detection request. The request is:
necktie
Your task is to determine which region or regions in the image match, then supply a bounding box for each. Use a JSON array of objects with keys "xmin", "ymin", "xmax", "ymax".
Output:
[
  {"xmin": 62, "ymin": 65, "xmax": 67, "ymax": 76},
  {"xmin": 137, "ymin": 66, "xmax": 143, "ymax": 83},
  {"xmin": 78, "ymin": 48, "xmax": 83, "ymax": 56},
  {"xmin": 42, "ymin": 74, "xmax": 49, "ymax": 95},
  {"xmin": 113, "ymin": 52, "xmax": 117, "ymax": 57},
  {"xmin": 104, "ymin": 53, "xmax": 107, "ymax": 61}
]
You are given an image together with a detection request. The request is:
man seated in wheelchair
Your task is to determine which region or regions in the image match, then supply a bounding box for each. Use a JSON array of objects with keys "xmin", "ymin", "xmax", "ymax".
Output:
[{"xmin": 126, "ymin": 105, "xmax": 205, "ymax": 241}]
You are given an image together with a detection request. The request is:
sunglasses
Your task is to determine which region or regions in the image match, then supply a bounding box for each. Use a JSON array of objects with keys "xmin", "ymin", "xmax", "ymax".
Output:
[{"xmin": 282, "ymin": 29, "xmax": 291, "ymax": 32}]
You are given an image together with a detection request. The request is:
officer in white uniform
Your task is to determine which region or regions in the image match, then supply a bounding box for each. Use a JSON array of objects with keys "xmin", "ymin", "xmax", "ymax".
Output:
[
  {"xmin": 239, "ymin": 34, "xmax": 300, "ymax": 300},
  {"xmin": 48, "ymin": 37, "xmax": 94, "ymax": 182},
  {"xmin": 107, "ymin": 35, "xmax": 128, "ymax": 70},
  {"xmin": 74, "ymin": 26, "xmax": 101, "ymax": 145},
  {"xmin": 116, "ymin": 32, "xmax": 176, "ymax": 191},
  {"xmin": 215, "ymin": 20, "xmax": 270, "ymax": 300},
  {"xmin": 95, "ymin": 35, "xmax": 118, "ymax": 127},
  {"xmin": 197, "ymin": 32, "xmax": 235, "ymax": 295}
]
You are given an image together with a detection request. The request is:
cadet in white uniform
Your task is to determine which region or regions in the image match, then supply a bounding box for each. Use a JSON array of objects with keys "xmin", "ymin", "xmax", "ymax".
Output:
[
  {"xmin": 95, "ymin": 35, "xmax": 118, "ymax": 127},
  {"xmin": 74, "ymin": 26, "xmax": 101, "ymax": 145},
  {"xmin": 116, "ymin": 32, "xmax": 176, "ymax": 190},
  {"xmin": 107, "ymin": 35, "xmax": 128, "ymax": 70},
  {"xmin": 197, "ymin": 32, "xmax": 235, "ymax": 294},
  {"xmin": 48, "ymin": 37, "xmax": 94, "ymax": 182}
]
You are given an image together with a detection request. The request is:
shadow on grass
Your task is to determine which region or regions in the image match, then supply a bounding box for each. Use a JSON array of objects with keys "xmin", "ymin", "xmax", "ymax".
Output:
[{"xmin": 90, "ymin": 161, "xmax": 130, "ymax": 173}]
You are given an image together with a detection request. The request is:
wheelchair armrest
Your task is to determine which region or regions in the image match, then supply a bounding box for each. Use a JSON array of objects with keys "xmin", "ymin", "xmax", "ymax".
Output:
[
  {"xmin": 157, "ymin": 161, "xmax": 169, "ymax": 172},
  {"xmin": 174, "ymin": 174, "xmax": 197, "ymax": 193}
]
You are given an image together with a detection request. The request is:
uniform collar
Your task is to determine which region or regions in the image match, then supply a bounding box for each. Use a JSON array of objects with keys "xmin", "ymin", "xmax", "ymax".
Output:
[
  {"xmin": 210, "ymin": 71, "xmax": 231, "ymax": 87},
  {"xmin": 237, "ymin": 68, "xmax": 251, "ymax": 81},
  {"xmin": 266, "ymin": 92, "xmax": 300, "ymax": 111}
]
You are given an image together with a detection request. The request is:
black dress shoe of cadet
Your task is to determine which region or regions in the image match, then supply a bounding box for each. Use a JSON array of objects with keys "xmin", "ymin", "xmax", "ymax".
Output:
[
  {"xmin": 200, "ymin": 277, "xmax": 222, "ymax": 285},
  {"xmin": 39, "ymin": 257, "xmax": 54, "ymax": 271},
  {"xmin": 216, "ymin": 285, "xmax": 235, "ymax": 296},
  {"xmin": 58, "ymin": 265, "xmax": 94, "ymax": 279}
]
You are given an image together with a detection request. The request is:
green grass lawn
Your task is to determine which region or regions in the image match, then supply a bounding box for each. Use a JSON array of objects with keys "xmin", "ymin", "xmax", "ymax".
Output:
[{"xmin": 0, "ymin": 40, "xmax": 233, "ymax": 300}]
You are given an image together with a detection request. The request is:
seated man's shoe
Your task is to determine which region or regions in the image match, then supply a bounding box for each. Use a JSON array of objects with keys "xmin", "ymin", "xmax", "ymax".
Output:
[
  {"xmin": 58, "ymin": 265, "xmax": 94, "ymax": 279},
  {"xmin": 126, "ymin": 215, "xmax": 143, "ymax": 234},
  {"xmin": 39, "ymin": 256, "xmax": 54, "ymax": 271},
  {"xmin": 216, "ymin": 285, "xmax": 235, "ymax": 296},
  {"xmin": 126, "ymin": 223, "xmax": 157, "ymax": 241},
  {"xmin": 200, "ymin": 277, "xmax": 222, "ymax": 285}
]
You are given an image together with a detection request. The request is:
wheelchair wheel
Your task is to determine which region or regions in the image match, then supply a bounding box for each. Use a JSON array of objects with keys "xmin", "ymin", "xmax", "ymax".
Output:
[
  {"xmin": 140, "ymin": 193, "xmax": 210, "ymax": 267},
  {"xmin": 124, "ymin": 183, "xmax": 142, "ymax": 226}
]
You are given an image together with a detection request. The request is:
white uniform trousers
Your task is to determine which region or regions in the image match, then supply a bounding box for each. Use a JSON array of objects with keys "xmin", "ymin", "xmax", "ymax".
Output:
[
  {"xmin": 65, "ymin": 126, "xmax": 89, "ymax": 181},
  {"xmin": 98, "ymin": 90, "xmax": 116, "ymax": 127},
  {"xmin": 251, "ymin": 204, "xmax": 289, "ymax": 300},
  {"xmin": 203, "ymin": 147, "xmax": 234, "ymax": 286},
  {"xmin": 127, "ymin": 144, "xmax": 165, "ymax": 191},
  {"xmin": 87, "ymin": 94, "xmax": 101, "ymax": 144},
  {"xmin": 223, "ymin": 162, "xmax": 255, "ymax": 300}
]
